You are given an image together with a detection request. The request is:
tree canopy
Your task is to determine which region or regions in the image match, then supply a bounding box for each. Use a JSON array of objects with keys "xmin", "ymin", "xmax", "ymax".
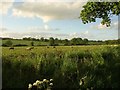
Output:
[
  {"xmin": 80, "ymin": 1, "xmax": 120, "ymax": 27},
  {"xmin": 5, "ymin": 40, "xmax": 13, "ymax": 47}
]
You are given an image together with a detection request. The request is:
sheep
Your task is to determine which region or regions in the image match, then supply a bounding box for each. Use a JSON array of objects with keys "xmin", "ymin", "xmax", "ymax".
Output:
[
  {"xmin": 9, "ymin": 47, "xmax": 14, "ymax": 50},
  {"xmin": 113, "ymin": 45, "xmax": 118, "ymax": 47},
  {"xmin": 26, "ymin": 47, "xmax": 34, "ymax": 50},
  {"xmin": 53, "ymin": 46, "xmax": 56, "ymax": 48},
  {"xmin": 47, "ymin": 46, "xmax": 49, "ymax": 48},
  {"xmin": 110, "ymin": 45, "xmax": 118, "ymax": 47}
]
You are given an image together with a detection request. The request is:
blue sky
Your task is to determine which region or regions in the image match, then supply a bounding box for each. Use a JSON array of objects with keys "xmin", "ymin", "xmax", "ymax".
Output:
[{"xmin": 0, "ymin": 0, "xmax": 118, "ymax": 40}]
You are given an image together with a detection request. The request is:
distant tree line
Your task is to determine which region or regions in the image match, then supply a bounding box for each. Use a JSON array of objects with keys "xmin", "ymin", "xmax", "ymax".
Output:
[{"xmin": 1, "ymin": 37, "xmax": 120, "ymax": 47}]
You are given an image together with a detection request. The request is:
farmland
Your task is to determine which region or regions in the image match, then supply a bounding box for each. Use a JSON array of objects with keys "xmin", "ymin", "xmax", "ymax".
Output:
[{"xmin": 2, "ymin": 45, "xmax": 120, "ymax": 89}]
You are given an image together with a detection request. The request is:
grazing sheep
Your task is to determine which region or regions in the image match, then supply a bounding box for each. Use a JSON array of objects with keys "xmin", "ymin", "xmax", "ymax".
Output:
[
  {"xmin": 110, "ymin": 45, "xmax": 118, "ymax": 47},
  {"xmin": 26, "ymin": 47, "xmax": 34, "ymax": 50},
  {"xmin": 53, "ymin": 46, "xmax": 56, "ymax": 48},
  {"xmin": 47, "ymin": 46, "xmax": 49, "ymax": 48},
  {"xmin": 9, "ymin": 47, "xmax": 14, "ymax": 50},
  {"xmin": 113, "ymin": 45, "xmax": 118, "ymax": 47}
]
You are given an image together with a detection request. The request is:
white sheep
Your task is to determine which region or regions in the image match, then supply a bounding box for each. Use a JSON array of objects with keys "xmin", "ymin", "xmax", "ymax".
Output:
[
  {"xmin": 26, "ymin": 47, "xmax": 34, "ymax": 50},
  {"xmin": 9, "ymin": 47, "xmax": 14, "ymax": 50}
]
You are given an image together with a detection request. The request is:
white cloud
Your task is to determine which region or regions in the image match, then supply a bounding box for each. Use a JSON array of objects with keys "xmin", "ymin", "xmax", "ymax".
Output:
[
  {"xmin": 0, "ymin": 26, "xmax": 10, "ymax": 37},
  {"xmin": 0, "ymin": 31, "xmax": 69, "ymax": 39},
  {"xmin": 12, "ymin": 1, "xmax": 87, "ymax": 22},
  {"xmin": 1, "ymin": 26, "xmax": 93, "ymax": 39},
  {"xmin": 23, "ymin": 0, "xmax": 88, "ymax": 2},
  {"xmin": 28, "ymin": 24, "xmax": 60, "ymax": 32},
  {"xmin": 84, "ymin": 30, "xmax": 88, "ymax": 34},
  {"xmin": 113, "ymin": 22, "xmax": 118, "ymax": 26},
  {"xmin": 1, "ymin": 29, "xmax": 117, "ymax": 40},
  {"xmin": 91, "ymin": 23, "xmax": 110, "ymax": 30},
  {"xmin": 0, "ymin": 27, "xmax": 7, "ymax": 32},
  {"xmin": 0, "ymin": 33, "xmax": 9, "ymax": 37},
  {"xmin": 0, "ymin": 0, "xmax": 14, "ymax": 14},
  {"xmin": 98, "ymin": 24, "xmax": 109, "ymax": 29},
  {"xmin": 91, "ymin": 21, "xmax": 118, "ymax": 30},
  {"xmin": 69, "ymin": 31, "xmax": 94, "ymax": 39},
  {"xmin": 44, "ymin": 24, "xmax": 49, "ymax": 30}
]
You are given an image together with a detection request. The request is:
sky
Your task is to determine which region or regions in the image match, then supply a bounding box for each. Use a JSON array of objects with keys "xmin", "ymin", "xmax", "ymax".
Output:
[{"xmin": 0, "ymin": 0, "xmax": 119, "ymax": 40}]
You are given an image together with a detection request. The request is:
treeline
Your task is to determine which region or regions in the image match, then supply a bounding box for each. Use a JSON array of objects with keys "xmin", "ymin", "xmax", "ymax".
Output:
[{"xmin": 1, "ymin": 37, "xmax": 120, "ymax": 47}]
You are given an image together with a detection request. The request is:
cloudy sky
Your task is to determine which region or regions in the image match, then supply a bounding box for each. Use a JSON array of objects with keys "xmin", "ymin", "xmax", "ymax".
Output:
[{"xmin": 0, "ymin": 0, "xmax": 119, "ymax": 40}]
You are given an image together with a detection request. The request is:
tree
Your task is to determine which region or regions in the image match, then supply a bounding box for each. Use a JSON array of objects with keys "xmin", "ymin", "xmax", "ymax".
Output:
[
  {"xmin": 77, "ymin": 38, "xmax": 83, "ymax": 45},
  {"xmin": 64, "ymin": 39, "xmax": 70, "ymax": 46},
  {"xmin": 71, "ymin": 38, "xmax": 77, "ymax": 45},
  {"xmin": 70, "ymin": 38, "xmax": 84, "ymax": 45},
  {"xmin": 49, "ymin": 37, "xmax": 55, "ymax": 46},
  {"xmin": 5, "ymin": 40, "xmax": 13, "ymax": 47},
  {"xmin": 44, "ymin": 39, "xmax": 49, "ymax": 42},
  {"xmin": 80, "ymin": 1, "xmax": 120, "ymax": 27},
  {"xmin": 55, "ymin": 38, "xmax": 58, "ymax": 43},
  {"xmin": 54, "ymin": 38, "xmax": 59, "ymax": 46},
  {"xmin": 118, "ymin": 39, "xmax": 120, "ymax": 44},
  {"xmin": 23, "ymin": 37, "xmax": 28, "ymax": 40},
  {"xmin": 40, "ymin": 37, "xmax": 44, "ymax": 42},
  {"xmin": 83, "ymin": 38, "xmax": 88, "ymax": 45},
  {"xmin": 31, "ymin": 41, "xmax": 34, "ymax": 46}
]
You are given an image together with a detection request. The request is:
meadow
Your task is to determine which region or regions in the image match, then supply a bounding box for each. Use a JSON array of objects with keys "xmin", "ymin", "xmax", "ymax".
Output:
[
  {"xmin": 2, "ymin": 39, "xmax": 49, "ymax": 46},
  {"xmin": 2, "ymin": 45, "xmax": 120, "ymax": 89}
]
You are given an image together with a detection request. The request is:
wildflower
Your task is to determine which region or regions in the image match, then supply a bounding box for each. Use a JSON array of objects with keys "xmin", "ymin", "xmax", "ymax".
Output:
[
  {"xmin": 33, "ymin": 82, "xmax": 37, "ymax": 86},
  {"xmin": 36, "ymin": 80, "xmax": 41, "ymax": 85},
  {"xmin": 50, "ymin": 79, "xmax": 53, "ymax": 82},
  {"xmin": 79, "ymin": 80, "xmax": 82, "ymax": 86},
  {"xmin": 28, "ymin": 84, "xmax": 32, "ymax": 88},
  {"xmin": 49, "ymin": 83, "xmax": 53, "ymax": 86},
  {"xmin": 82, "ymin": 76, "xmax": 87, "ymax": 79},
  {"xmin": 43, "ymin": 79, "xmax": 47, "ymax": 82},
  {"xmin": 79, "ymin": 79, "xmax": 84, "ymax": 86}
]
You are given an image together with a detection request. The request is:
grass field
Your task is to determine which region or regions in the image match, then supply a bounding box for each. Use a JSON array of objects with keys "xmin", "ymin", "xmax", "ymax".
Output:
[
  {"xmin": 2, "ymin": 45, "xmax": 116, "ymax": 55},
  {"xmin": 2, "ymin": 45, "xmax": 120, "ymax": 89},
  {"xmin": 2, "ymin": 39, "xmax": 65, "ymax": 46},
  {"xmin": 2, "ymin": 39, "xmax": 49, "ymax": 46}
]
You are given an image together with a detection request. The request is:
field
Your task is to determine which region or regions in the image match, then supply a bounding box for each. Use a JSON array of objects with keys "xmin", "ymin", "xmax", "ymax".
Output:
[
  {"xmin": 2, "ymin": 39, "xmax": 49, "ymax": 46},
  {"xmin": 2, "ymin": 45, "xmax": 120, "ymax": 89},
  {"xmin": 2, "ymin": 39, "xmax": 65, "ymax": 46}
]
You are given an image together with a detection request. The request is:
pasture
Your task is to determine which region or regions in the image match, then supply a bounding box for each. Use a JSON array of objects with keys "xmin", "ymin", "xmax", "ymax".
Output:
[
  {"xmin": 2, "ymin": 45, "xmax": 120, "ymax": 89},
  {"xmin": 2, "ymin": 45, "xmax": 113, "ymax": 56}
]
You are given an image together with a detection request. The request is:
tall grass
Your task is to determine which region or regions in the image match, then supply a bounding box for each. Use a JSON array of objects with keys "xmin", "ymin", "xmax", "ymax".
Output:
[{"xmin": 2, "ymin": 45, "xmax": 120, "ymax": 89}]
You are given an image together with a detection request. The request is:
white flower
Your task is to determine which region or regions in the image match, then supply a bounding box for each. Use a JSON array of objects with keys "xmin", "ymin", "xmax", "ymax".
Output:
[
  {"xmin": 33, "ymin": 82, "xmax": 37, "ymax": 86},
  {"xmin": 36, "ymin": 80, "xmax": 40, "ymax": 84},
  {"xmin": 50, "ymin": 79, "xmax": 53, "ymax": 82},
  {"xmin": 43, "ymin": 79, "xmax": 47, "ymax": 82},
  {"xmin": 79, "ymin": 80, "xmax": 82, "ymax": 86},
  {"xmin": 82, "ymin": 76, "xmax": 87, "ymax": 79},
  {"xmin": 49, "ymin": 83, "xmax": 53, "ymax": 86},
  {"xmin": 28, "ymin": 84, "xmax": 32, "ymax": 88}
]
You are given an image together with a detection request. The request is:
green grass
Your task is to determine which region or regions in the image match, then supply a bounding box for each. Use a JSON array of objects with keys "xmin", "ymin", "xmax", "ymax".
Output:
[
  {"xmin": 2, "ymin": 45, "xmax": 120, "ymax": 89},
  {"xmin": 2, "ymin": 39, "xmax": 49, "ymax": 46}
]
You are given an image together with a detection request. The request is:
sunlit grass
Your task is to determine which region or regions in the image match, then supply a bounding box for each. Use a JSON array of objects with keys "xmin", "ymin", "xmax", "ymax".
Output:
[{"xmin": 2, "ymin": 45, "xmax": 120, "ymax": 89}]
